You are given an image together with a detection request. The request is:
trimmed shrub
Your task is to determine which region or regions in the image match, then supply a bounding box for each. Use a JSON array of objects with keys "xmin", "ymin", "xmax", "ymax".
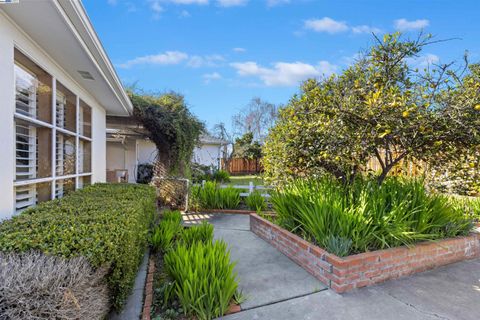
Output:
[
  {"xmin": 164, "ymin": 241, "xmax": 238, "ymax": 320},
  {"xmin": 180, "ymin": 222, "xmax": 214, "ymax": 247},
  {"xmin": 0, "ymin": 251, "xmax": 109, "ymax": 320},
  {"xmin": 245, "ymin": 191, "xmax": 267, "ymax": 212},
  {"xmin": 0, "ymin": 183, "xmax": 156, "ymax": 310}
]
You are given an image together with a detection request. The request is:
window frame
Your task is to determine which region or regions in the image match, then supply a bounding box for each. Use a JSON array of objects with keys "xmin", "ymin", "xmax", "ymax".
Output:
[{"xmin": 13, "ymin": 48, "xmax": 93, "ymax": 213}]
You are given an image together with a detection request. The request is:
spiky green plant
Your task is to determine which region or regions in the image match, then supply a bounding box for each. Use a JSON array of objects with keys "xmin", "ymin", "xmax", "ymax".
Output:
[
  {"xmin": 245, "ymin": 191, "xmax": 267, "ymax": 212},
  {"xmin": 164, "ymin": 241, "xmax": 238, "ymax": 320},
  {"xmin": 150, "ymin": 219, "xmax": 183, "ymax": 252},
  {"xmin": 162, "ymin": 210, "xmax": 183, "ymax": 224},
  {"xmin": 217, "ymin": 187, "xmax": 241, "ymax": 209},
  {"xmin": 180, "ymin": 222, "xmax": 214, "ymax": 247},
  {"xmin": 271, "ymin": 177, "xmax": 473, "ymax": 256}
]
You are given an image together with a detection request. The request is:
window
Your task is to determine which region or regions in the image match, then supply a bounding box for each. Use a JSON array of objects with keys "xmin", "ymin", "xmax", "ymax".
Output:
[{"xmin": 13, "ymin": 49, "xmax": 93, "ymax": 213}]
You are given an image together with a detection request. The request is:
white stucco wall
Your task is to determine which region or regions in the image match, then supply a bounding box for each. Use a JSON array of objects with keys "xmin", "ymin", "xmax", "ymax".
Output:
[
  {"xmin": 0, "ymin": 17, "xmax": 16, "ymax": 219},
  {"xmin": 137, "ymin": 139, "xmax": 157, "ymax": 164},
  {"xmin": 106, "ymin": 139, "xmax": 137, "ymax": 183},
  {"xmin": 193, "ymin": 144, "xmax": 222, "ymax": 169},
  {"xmin": 0, "ymin": 12, "xmax": 108, "ymax": 219}
]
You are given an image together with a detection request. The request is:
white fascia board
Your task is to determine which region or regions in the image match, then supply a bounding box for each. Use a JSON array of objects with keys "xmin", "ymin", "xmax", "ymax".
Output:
[{"xmin": 53, "ymin": 0, "xmax": 132, "ymax": 115}]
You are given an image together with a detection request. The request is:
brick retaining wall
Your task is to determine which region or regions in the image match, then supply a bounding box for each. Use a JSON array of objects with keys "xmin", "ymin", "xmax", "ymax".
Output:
[{"xmin": 250, "ymin": 213, "xmax": 480, "ymax": 293}]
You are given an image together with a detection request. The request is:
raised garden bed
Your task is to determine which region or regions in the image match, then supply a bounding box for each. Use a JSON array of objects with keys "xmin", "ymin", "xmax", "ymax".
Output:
[{"xmin": 251, "ymin": 213, "xmax": 480, "ymax": 293}]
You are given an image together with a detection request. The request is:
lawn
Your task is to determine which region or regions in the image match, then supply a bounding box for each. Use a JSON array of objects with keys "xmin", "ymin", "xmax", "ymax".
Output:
[{"xmin": 228, "ymin": 175, "xmax": 264, "ymax": 186}]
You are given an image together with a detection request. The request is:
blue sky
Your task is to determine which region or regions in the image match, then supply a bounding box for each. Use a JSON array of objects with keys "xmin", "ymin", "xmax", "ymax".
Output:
[{"xmin": 84, "ymin": 0, "xmax": 480, "ymax": 130}]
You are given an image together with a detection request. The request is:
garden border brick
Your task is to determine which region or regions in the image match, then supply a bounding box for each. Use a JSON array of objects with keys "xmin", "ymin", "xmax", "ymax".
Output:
[
  {"xmin": 141, "ymin": 257, "xmax": 155, "ymax": 320},
  {"xmin": 250, "ymin": 213, "xmax": 480, "ymax": 293}
]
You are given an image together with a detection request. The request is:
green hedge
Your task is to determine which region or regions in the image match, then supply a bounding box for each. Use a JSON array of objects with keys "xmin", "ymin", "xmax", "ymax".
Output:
[{"xmin": 0, "ymin": 183, "xmax": 156, "ymax": 310}]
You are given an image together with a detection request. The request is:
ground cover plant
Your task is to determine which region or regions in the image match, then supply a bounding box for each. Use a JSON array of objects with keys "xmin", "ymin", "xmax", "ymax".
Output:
[
  {"xmin": 0, "ymin": 184, "xmax": 156, "ymax": 313},
  {"xmin": 271, "ymin": 177, "xmax": 473, "ymax": 257}
]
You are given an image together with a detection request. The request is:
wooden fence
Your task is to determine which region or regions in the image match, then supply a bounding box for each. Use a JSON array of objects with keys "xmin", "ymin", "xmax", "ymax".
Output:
[{"xmin": 222, "ymin": 158, "xmax": 263, "ymax": 175}]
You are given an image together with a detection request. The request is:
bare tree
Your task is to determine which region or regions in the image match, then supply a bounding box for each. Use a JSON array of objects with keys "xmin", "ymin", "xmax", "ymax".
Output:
[
  {"xmin": 232, "ymin": 97, "xmax": 279, "ymax": 143},
  {"xmin": 211, "ymin": 122, "xmax": 234, "ymax": 170}
]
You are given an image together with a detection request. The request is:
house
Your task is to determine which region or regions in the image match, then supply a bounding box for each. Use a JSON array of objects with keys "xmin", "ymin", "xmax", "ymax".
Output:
[
  {"xmin": 0, "ymin": 0, "xmax": 132, "ymax": 219},
  {"xmin": 192, "ymin": 134, "xmax": 228, "ymax": 170},
  {"xmin": 106, "ymin": 115, "xmax": 227, "ymax": 183}
]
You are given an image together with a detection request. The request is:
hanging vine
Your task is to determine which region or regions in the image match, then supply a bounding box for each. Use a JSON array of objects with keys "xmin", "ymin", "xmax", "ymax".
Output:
[{"xmin": 129, "ymin": 91, "xmax": 204, "ymax": 178}]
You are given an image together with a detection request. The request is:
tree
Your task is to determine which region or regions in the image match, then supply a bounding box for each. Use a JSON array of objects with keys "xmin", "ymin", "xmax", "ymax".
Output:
[
  {"xmin": 232, "ymin": 97, "xmax": 279, "ymax": 143},
  {"xmin": 211, "ymin": 122, "xmax": 234, "ymax": 170},
  {"xmin": 232, "ymin": 132, "xmax": 262, "ymax": 159},
  {"xmin": 263, "ymin": 32, "xmax": 480, "ymax": 185},
  {"xmin": 130, "ymin": 91, "xmax": 204, "ymax": 177}
]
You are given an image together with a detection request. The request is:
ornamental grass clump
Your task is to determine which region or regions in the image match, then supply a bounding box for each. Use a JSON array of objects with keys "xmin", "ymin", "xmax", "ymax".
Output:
[
  {"xmin": 150, "ymin": 219, "xmax": 183, "ymax": 252},
  {"xmin": 450, "ymin": 196, "xmax": 480, "ymax": 222},
  {"xmin": 164, "ymin": 241, "xmax": 238, "ymax": 320},
  {"xmin": 162, "ymin": 210, "xmax": 183, "ymax": 224},
  {"xmin": 245, "ymin": 191, "xmax": 267, "ymax": 212},
  {"xmin": 180, "ymin": 222, "xmax": 214, "ymax": 247},
  {"xmin": 271, "ymin": 177, "xmax": 473, "ymax": 256},
  {"xmin": 190, "ymin": 182, "xmax": 241, "ymax": 210}
]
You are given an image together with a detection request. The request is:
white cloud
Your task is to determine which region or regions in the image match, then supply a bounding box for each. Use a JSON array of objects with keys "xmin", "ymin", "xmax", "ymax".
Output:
[
  {"xmin": 351, "ymin": 25, "xmax": 382, "ymax": 34},
  {"xmin": 107, "ymin": 0, "xmax": 118, "ymax": 5},
  {"xmin": 233, "ymin": 47, "xmax": 246, "ymax": 53},
  {"xmin": 267, "ymin": 0, "xmax": 290, "ymax": 6},
  {"xmin": 394, "ymin": 18, "xmax": 429, "ymax": 31},
  {"xmin": 187, "ymin": 54, "xmax": 225, "ymax": 68},
  {"xmin": 165, "ymin": 0, "xmax": 208, "ymax": 4},
  {"xmin": 216, "ymin": 0, "xmax": 248, "ymax": 7},
  {"xmin": 148, "ymin": 0, "xmax": 164, "ymax": 16},
  {"xmin": 408, "ymin": 53, "xmax": 440, "ymax": 68},
  {"xmin": 203, "ymin": 72, "xmax": 222, "ymax": 83},
  {"xmin": 304, "ymin": 17, "xmax": 349, "ymax": 34},
  {"xmin": 179, "ymin": 10, "xmax": 191, "ymax": 17},
  {"xmin": 230, "ymin": 60, "xmax": 337, "ymax": 86},
  {"xmin": 119, "ymin": 51, "xmax": 188, "ymax": 68}
]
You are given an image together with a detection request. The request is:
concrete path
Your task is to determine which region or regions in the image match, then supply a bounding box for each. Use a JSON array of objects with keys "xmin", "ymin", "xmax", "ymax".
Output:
[
  {"xmin": 184, "ymin": 213, "xmax": 480, "ymax": 319},
  {"xmin": 182, "ymin": 213, "xmax": 327, "ymax": 310},
  {"xmin": 109, "ymin": 251, "xmax": 149, "ymax": 320},
  {"xmin": 222, "ymin": 257, "xmax": 480, "ymax": 320}
]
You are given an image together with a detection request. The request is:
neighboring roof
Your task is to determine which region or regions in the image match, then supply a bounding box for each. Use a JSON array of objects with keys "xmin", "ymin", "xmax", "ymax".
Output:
[
  {"xmin": 199, "ymin": 134, "xmax": 228, "ymax": 146},
  {"xmin": 1, "ymin": 0, "xmax": 132, "ymax": 115},
  {"xmin": 106, "ymin": 116, "xmax": 228, "ymax": 146}
]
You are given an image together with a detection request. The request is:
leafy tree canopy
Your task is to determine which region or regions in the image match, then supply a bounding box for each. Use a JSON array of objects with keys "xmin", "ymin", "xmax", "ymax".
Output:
[
  {"xmin": 233, "ymin": 132, "xmax": 262, "ymax": 159},
  {"xmin": 263, "ymin": 33, "xmax": 480, "ymax": 185},
  {"xmin": 130, "ymin": 91, "xmax": 205, "ymax": 177}
]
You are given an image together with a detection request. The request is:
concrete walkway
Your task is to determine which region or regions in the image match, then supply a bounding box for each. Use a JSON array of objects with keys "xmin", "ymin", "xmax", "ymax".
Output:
[
  {"xmin": 222, "ymin": 258, "xmax": 480, "ymax": 320},
  {"xmin": 182, "ymin": 213, "xmax": 327, "ymax": 310},
  {"xmin": 184, "ymin": 213, "xmax": 480, "ymax": 320}
]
